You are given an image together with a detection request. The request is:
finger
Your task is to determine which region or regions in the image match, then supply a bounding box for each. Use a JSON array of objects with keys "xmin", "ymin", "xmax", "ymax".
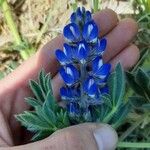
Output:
[
  {"xmin": 5, "ymin": 123, "xmax": 118, "ymax": 150},
  {"xmin": 110, "ymin": 44, "xmax": 140, "ymax": 70},
  {"xmin": 0, "ymin": 110, "xmax": 13, "ymax": 147},
  {"xmin": 52, "ymin": 44, "xmax": 139, "ymax": 99},
  {"xmin": 103, "ymin": 18, "xmax": 138, "ymax": 62}
]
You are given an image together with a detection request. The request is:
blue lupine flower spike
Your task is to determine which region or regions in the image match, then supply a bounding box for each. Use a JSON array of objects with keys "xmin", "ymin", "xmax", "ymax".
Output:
[{"xmin": 55, "ymin": 7, "xmax": 111, "ymax": 121}]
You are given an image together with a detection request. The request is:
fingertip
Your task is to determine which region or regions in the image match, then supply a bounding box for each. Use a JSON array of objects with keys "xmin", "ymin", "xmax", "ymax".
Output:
[
  {"xmin": 110, "ymin": 44, "xmax": 140, "ymax": 70},
  {"xmin": 121, "ymin": 18, "xmax": 138, "ymax": 37},
  {"xmin": 93, "ymin": 9, "xmax": 119, "ymax": 36},
  {"xmin": 94, "ymin": 124, "xmax": 118, "ymax": 150}
]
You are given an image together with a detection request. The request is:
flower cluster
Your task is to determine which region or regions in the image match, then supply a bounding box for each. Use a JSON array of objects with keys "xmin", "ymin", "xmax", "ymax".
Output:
[{"xmin": 55, "ymin": 7, "xmax": 111, "ymax": 121}]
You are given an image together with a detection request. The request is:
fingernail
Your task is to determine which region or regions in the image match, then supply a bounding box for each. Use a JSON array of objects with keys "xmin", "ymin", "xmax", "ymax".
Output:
[{"xmin": 93, "ymin": 125, "xmax": 118, "ymax": 150}]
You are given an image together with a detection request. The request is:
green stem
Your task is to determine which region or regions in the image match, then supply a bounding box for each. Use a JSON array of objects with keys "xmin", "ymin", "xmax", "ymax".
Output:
[
  {"xmin": 118, "ymin": 142, "xmax": 150, "ymax": 148},
  {"xmin": 102, "ymin": 107, "xmax": 117, "ymax": 123},
  {"xmin": 92, "ymin": 0, "xmax": 100, "ymax": 13},
  {"xmin": 1, "ymin": 0, "xmax": 22, "ymax": 45}
]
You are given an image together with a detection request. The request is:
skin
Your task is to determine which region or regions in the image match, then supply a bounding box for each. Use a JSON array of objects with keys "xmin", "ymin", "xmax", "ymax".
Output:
[{"xmin": 0, "ymin": 9, "xmax": 139, "ymax": 149}]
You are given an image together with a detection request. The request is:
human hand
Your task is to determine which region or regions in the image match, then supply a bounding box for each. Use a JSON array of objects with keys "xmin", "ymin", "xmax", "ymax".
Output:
[{"xmin": 0, "ymin": 9, "xmax": 139, "ymax": 149}]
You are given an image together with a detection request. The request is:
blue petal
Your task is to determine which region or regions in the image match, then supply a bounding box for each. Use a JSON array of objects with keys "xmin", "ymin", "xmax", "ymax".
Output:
[
  {"xmin": 59, "ymin": 65, "xmax": 79, "ymax": 86},
  {"xmin": 60, "ymin": 86, "xmax": 80, "ymax": 100},
  {"xmin": 83, "ymin": 76, "xmax": 99, "ymax": 97},
  {"xmin": 96, "ymin": 38, "xmax": 107, "ymax": 55},
  {"xmin": 60, "ymin": 87, "xmax": 72, "ymax": 99},
  {"xmin": 82, "ymin": 21, "xmax": 98, "ymax": 43},
  {"xmin": 92, "ymin": 56, "xmax": 103, "ymax": 73},
  {"xmin": 63, "ymin": 23, "xmax": 81, "ymax": 42},
  {"xmin": 85, "ymin": 11, "xmax": 92, "ymax": 23},
  {"xmin": 63, "ymin": 43, "xmax": 72, "ymax": 60},
  {"xmin": 67, "ymin": 102, "xmax": 79, "ymax": 115},
  {"xmin": 94, "ymin": 63, "xmax": 111, "ymax": 79},
  {"xmin": 70, "ymin": 12, "xmax": 76, "ymax": 23},
  {"xmin": 55, "ymin": 49, "xmax": 69, "ymax": 65},
  {"xmin": 76, "ymin": 41, "xmax": 89, "ymax": 63},
  {"xmin": 101, "ymin": 86, "xmax": 109, "ymax": 94},
  {"xmin": 76, "ymin": 7, "xmax": 83, "ymax": 21}
]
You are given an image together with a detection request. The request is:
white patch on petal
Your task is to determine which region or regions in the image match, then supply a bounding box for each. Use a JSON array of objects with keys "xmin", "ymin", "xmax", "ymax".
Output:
[
  {"xmin": 64, "ymin": 47, "xmax": 67, "ymax": 55},
  {"xmin": 70, "ymin": 26, "xmax": 76, "ymax": 37},
  {"xmin": 78, "ymin": 43, "xmax": 85, "ymax": 50},
  {"xmin": 88, "ymin": 24, "xmax": 93, "ymax": 35},
  {"xmin": 80, "ymin": 59, "xmax": 86, "ymax": 64},
  {"xmin": 88, "ymin": 78, "xmax": 94, "ymax": 89},
  {"xmin": 98, "ymin": 59, "xmax": 103, "ymax": 69},
  {"xmin": 99, "ymin": 75, "xmax": 106, "ymax": 79},
  {"xmin": 66, "ymin": 67, "xmax": 73, "ymax": 76}
]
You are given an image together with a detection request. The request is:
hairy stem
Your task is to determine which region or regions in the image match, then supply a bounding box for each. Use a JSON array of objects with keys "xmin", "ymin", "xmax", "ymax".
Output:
[{"xmin": 102, "ymin": 106, "xmax": 117, "ymax": 123}]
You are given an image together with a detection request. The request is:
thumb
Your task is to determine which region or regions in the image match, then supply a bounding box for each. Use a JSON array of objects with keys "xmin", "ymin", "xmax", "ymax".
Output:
[{"xmin": 8, "ymin": 123, "xmax": 118, "ymax": 150}]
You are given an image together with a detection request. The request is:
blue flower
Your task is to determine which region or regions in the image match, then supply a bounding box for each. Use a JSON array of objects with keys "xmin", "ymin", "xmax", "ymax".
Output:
[
  {"xmin": 82, "ymin": 21, "xmax": 98, "ymax": 43},
  {"xmin": 75, "ymin": 41, "xmax": 89, "ymax": 64},
  {"xmin": 60, "ymin": 86, "xmax": 80, "ymax": 101},
  {"xmin": 101, "ymin": 86, "xmax": 109, "ymax": 94},
  {"xmin": 95, "ymin": 38, "xmax": 107, "ymax": 55},
  {"xmin": 67, "ymin": 102, "xmax": 79, "ymax": 116},
  {"xmin": 63, "ymin": 23, "xmax": 81, "ymax": 42},
  {"xmin": 55, "ymin": 44, "xmax": 73, "ymax": 65},
  {"xmin": 83, "ymin": 76, "xmax": 99, "ymax": 98},
  {"xmin": 59, "ymin": 64, "xmax": 79, "ymax": 86},
  {"xmin": 55, "ymin": 7, "xmax": 111, "ymax": 120},
  {"xmin": 70, "ymin": 7, "xmax": 92, "ymax": 24},
  {"xmin": 92, "ymin": 56, "xmax": 111, "ymax": 79}
]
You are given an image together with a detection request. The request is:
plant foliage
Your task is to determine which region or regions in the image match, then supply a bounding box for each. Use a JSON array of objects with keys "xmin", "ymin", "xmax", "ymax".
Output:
[{"xmin": 15, "ymin": 70, "xmax": 70, "ymax": 141}]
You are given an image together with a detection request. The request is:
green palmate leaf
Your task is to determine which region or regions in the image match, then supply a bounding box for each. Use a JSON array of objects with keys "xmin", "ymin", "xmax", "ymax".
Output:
[
  {"xmin": 16, "ymin": 111, "xmax": 51, "ymax": 131},
  {"xmin": 16, "ymin": 70, "xmax": 70, "ymax": 141}
]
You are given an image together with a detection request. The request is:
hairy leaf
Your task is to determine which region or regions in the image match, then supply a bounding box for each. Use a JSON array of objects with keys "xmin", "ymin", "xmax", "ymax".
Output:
[
  {"xmin": 108, "ymin": 63, "xmax": 125, "ymax": 106},
  {"xmin": 25, "ymin": 97, "xmax": 42, "ymax": 108},
  {"xmin": 29, "ymin": 80, "xmax": 45, "ymax": 102}
]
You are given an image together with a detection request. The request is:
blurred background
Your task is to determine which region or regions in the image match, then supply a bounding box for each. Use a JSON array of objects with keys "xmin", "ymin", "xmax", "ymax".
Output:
[{"xmin": 0, "ymin": 0, "xmax": 149, "ymax": 78}]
